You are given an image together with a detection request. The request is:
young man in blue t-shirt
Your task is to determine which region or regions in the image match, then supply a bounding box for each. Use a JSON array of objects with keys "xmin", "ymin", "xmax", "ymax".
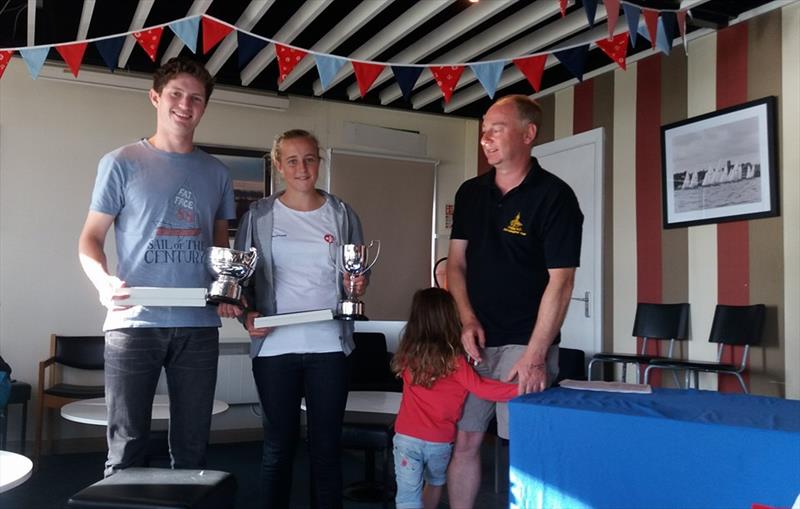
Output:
[{"xmin": 78, "ymin": 57, "xmax": 235, "ymax": 476}]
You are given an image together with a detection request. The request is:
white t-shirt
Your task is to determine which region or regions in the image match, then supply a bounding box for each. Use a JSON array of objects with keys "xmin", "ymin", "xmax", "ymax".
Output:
[{"xmin": 257, "ymin": 197, "xmax": 343, "ymax": 357}]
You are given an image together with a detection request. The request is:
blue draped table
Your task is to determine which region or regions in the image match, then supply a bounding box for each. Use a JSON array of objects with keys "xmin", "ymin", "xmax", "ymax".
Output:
[{"xmin": 508, "ymin": 388, "xmax": 800, "ymax": 509}]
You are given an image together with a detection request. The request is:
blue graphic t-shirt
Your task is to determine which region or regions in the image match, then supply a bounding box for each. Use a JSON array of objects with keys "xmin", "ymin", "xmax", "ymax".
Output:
[{"xmin": 90, "ymin": 139, "xmax": 236, "ymax": 331}]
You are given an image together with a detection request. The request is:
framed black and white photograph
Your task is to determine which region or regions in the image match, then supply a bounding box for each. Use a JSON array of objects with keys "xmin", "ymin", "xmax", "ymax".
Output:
[
  {"xmin": 197, "ymin": 144, "xmax": 268, "ymax": 235},
  {"xmin": 660, "ymin": 96, "xmax": 779, "ymax": 229}
]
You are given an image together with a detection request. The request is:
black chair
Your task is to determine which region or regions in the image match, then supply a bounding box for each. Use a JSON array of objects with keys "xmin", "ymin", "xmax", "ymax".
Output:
[
  {"xmin": 645, "ymin": 304, "xmax": 766, "ymax": 393},
  {"xmin": 341, "ymin": 332, "xmax": 401, "ymax": 509},
  {"xmin": 35, "ymin": 334, "xmax": 105, "ymax": 460},
  {"xmin": 588, "ymin": 303, "xmax": 690, "ymax": 384},
  {"xmin": 67, "ymin": 467, "xmax": 236, "ymax": 509},
  {"xmin": 0, "ymin": 381, "xmax": 31, "ymax": 453},
  {"xmin": 433, "ymin": 257, "xmax": 448, "ymax": 288}
]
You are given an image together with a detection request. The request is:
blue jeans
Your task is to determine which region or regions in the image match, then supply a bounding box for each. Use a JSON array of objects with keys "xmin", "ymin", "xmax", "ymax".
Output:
[
  {"xmin": 103, "ymin": 327, "xmax": 219, "ymax": 477},
  {"xmin": 393, "ymin": 433, "xmax": 453, "ymax": 509},
  {"xmin": 252, "ymin": 352, "xmax": 348, "ymax": 509}
]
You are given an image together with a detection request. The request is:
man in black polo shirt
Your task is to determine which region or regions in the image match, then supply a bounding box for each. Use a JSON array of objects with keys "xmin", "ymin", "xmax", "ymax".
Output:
[{"xmin": 446, "ymin": 94, "xmax": 583, "ymax": 508}]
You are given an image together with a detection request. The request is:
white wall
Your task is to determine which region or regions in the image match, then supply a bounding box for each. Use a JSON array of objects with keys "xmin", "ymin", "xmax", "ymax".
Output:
[{"xmin": 0, "ymin": 61, "xmax": 476, "ymax": 442}]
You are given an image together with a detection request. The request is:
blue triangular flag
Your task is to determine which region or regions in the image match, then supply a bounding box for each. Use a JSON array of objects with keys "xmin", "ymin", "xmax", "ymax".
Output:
[
  {"xmin": 169, "ymin": 17, "xmax": 200, "ymax": 54},
  {"xmin": 237, "ymin": 31, "xmax": 268, "ymax": 70},
  {"xmin": 661, "ymin": 11, "xmax": 678, "ymax": 42},
  {"xmin": 623, "ymin": 4, "xmax": 641, "ymax": 46},
  {"xmin": 656, "ymin": 17, "xmax": 671, "ymax": 55},
  {"xmin": 554, "ymin": 45, "xmax": 589, "ymax": 82},
  {"xmin": 95, "ymin": 37, "xmax": 125, "ymax": 71},
  {"xmin": 584, "ymin": 0, "xmax": 598, "ymax": 26},
  {"xmin": 20, "ymin": 47, "xmax": 49, "ymax": 79},
  {"xmin": 469, "ymin": 61, "xmax": 505, "ymax": 99},
  {"xmin": 314, "ymin": 54, "xmax": 347, "ymax": 91},
  {"xmin": 391, "ymin": 66, "xmax": 424, "ymax": 101},
  {"xmin": 637, "ymin": 21, "xmax": 652, "ymax": 45}
]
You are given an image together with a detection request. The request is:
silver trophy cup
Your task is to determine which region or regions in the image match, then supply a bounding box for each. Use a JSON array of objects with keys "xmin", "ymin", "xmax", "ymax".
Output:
[
  {"xmin": 331, "ymin": 241, "xmax": 380, "ymax": 320},
  {"xmin": 205, "ymin": 247, "xmax": 258, "ymax": 305}
]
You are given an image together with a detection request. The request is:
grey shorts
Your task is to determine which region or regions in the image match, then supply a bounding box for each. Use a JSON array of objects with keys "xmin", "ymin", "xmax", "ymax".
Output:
[{"xmin": 457, "ymin": 343, "xmax": 559, "ymax": 439}]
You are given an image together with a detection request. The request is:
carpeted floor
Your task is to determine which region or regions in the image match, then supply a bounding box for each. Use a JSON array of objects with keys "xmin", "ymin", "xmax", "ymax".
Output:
[{"xmin": 0, "ymin": 439, "xmax": 509, "ymax": 508}]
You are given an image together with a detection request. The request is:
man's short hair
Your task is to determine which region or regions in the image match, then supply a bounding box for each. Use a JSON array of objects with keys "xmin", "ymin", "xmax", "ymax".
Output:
[
  {"xmin": 494, "ymin": 94, "xmax": 542, "ymax": 131},
  {"xmin": 152, "ymin": 56, "xmax": 215, "ymax": 103}
]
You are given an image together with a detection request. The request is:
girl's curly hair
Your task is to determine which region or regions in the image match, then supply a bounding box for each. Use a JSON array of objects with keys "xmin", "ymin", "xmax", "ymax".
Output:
[{"xmin": 392, "ymin": 287, "xmax": 464, "ymax": 388}]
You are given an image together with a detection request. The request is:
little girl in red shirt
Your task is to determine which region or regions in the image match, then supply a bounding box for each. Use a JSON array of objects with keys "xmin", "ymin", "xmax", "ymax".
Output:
[{"xmin": 391, "ymin": 287, "xmax": 518, "ymax": 509}]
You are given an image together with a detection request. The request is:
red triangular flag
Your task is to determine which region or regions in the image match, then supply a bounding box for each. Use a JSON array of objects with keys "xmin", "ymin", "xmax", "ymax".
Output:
[
  {"xmin": 430, "ymin": 66, "xmax": 464, "ymax": 103},
  {"xmin": 201, "ymin": 16, "xmax": 233, "ymax": 54},
  {"xmin": 274, "ymin": 44, "xmax": 308, "ymax": 84},
  {"xmin": 605, "ymin": 0, "xmax": 621, "ymax": 40},
  {"xmin": 352, "ymin": 61, "xmax": 385, "ymax": 97},
  {"xmin": 513, "ymin": 54, "xmax": 547, "ymax": 92},
  {"xmin": 133, "ymin": 27, "xmax": 164, "ymax": 62},
  {"xmin": 559, "ymin": 0, "xmax": 567, "ymax": 17},
  {"xmin": 677, "ymin": 10, "xmax": 687, "ymax": 36},
  {"xmin": 0, "ymin": 50, "xmax": 13, "ymax": 79},
  {"xmin": 596, "ymin": 32, "xmax": 629, "ymax": 70},
  {"xmin": 56, "ymin": 42, "xmax": 88, "ymax": 77},
  {"xmin": 643, "ymin": 10, "xmax": 660, "ymax": 46}
]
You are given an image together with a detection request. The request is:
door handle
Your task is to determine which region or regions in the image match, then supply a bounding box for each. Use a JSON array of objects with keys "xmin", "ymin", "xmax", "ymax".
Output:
[{"xmin": 570, "ymin": 291, "xmax": 590, "ymax": 318}]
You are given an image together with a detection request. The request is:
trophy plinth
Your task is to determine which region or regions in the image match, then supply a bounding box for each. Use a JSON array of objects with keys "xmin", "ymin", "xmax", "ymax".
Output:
[
  {"xmin": 331, "ymin": 242, "xmax": 380, "ymax": 321},
  {"xmin": 205, "ymin": 247, "xmax": 258, "ymax": 306}
]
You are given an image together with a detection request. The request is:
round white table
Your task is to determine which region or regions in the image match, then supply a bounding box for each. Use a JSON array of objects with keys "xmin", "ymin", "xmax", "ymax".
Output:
[
  {"xmin": 0, "ymin": 450, "xmax": 33, "ymax": 493},
  {"xmin": 61, "ymin": 395, "xmax": 229, "ymax": 425},
  {"xmin": 301, "ymin": 390, "xmax": 401, "ymax": 414}
]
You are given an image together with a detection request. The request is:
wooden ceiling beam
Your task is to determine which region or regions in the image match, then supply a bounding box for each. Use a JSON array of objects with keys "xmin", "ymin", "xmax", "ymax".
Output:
[
  {"xmin": 344, "ymin": 0, "xmax": 516, "ymax": 101},
  {"xmin": 310, "ymin": 0, "xmax": 456, "ymax": 96},
  {"xmin": 238, "ymin": 0, "xmax": 333, "ymax": 86}
]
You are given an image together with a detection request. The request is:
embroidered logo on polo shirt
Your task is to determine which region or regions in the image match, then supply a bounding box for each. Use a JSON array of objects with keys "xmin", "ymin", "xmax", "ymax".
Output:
[{"xmin": 502, "ymin": 212, "xmax": 527, "ymax": 236}]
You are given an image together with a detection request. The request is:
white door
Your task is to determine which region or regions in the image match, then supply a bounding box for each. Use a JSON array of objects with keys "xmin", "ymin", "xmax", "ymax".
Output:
[{"xmin": 532, "ymin": 128, "xmax": 603, "ymax": 358}]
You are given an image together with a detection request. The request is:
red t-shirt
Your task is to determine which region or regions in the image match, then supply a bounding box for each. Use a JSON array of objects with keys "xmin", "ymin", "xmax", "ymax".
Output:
[{"xmin": 394, "ymin": 356, "xmax": 518, "ymax": 443}]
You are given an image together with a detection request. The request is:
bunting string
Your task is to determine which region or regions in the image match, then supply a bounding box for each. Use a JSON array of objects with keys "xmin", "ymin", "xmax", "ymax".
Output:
[{"xmin": 0, "ymin": 0, "xmax": 691, "ymax": 105}]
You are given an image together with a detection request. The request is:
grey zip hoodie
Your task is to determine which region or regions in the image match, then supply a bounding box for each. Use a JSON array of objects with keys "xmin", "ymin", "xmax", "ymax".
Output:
[{"xmin": 233, "ymin": 190, "xmax": 365, "ymax": 358}]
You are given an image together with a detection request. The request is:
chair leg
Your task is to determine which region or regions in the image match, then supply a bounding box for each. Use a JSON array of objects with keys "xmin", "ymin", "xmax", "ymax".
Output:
[
  {"xmin": 735, "ymin": 373, "xmax": 749, "ymax": 394},
  {"xmin": 34, "ymin": 398, "xmax": 45, "ymax": 461},
  {"xmin": 693, "ymin": 371, "xmax": 700, "ymax": 390},
  {"xmin": 587, "ymin": 359, "xmax": 596, "ymax": 381},
  {"xmin": 634, "ymin": 364, "xmax": 641, "ymax": 384},
  {"xmin": 622, "ymin": 364, "xmax": 628, "ymax": 383},
  {"xmin": 670, "ymin": 370, "xmax": 681, "ymax": 388}
]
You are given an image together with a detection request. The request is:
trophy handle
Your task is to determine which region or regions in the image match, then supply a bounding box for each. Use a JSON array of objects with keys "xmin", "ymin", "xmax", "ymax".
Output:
[{"xmin": 364, "ymin": 240, "xmax": 381, "ymax": 272}]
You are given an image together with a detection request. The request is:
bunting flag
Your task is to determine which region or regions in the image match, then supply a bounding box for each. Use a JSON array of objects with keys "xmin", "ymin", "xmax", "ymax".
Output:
[
  {"xmin": 352, "ymin": 61, "xmax": 384, "ymax": 97},
  {"xmin": 0, "ymin": 50, "xmax": 13, "ymax": 79},
  {"xmin": 133, "ymin": 27, "xmax": 164, "ymax": 61},
  {"xmin": 623, "ymin": 3, "xmax": 641, "ymax": 46},
  {"xmin": 661, "ymin": 11, "xmax": 678, "ymax": 43},
  {"xmin": 513, "ymin": 54, "xmax": 547, "ymax": 92},
  {"xmin": 430, "ymin": 66, "xmax": 464, "ymax": 103},
  {"xmin": 655, "ymin": 16, "xmax": 671, "ymax": 55},
  {"xmin": 275, "ymin": 44, "xmax": 307, "ymax": 83},
  {"xmin": 95, "ymin": 37, "xmax": 124, "ymax": 71},
  {"xmin": 20, "ymin": 47, "xmax": 49, "ymax": 79},
  {"xmin": 643, "ymin": 10, "xmax": 660, "ymax": 47},
  {"xmin": 201, "ymin": 16, "xmax": 233, "ymax": 54},
  {"xmin": 315, "ymin": 54, "xmax": 347, "ymax": 91},
  {"xmin": 470, "ymin": 61, "xmax": 504, "ymax": 99},
  {"xmin": 391, "ymin": 65, "xmax": 424, "ymax": 101},
  {"xmin": 596, "ymin": 32, "xmax": 629, "ymax": 70},
  {"xmin": 677, "ymin": 10, "xmax": 688, "ymax": 53},
  {"xmin": 559, "ymin": 0, "xmax": 567, "ymax": 17},
  {"xmin": 583, "ymin": 0, "xmax": 598, "ymax": 27},
  {"xmin": 169, "ymin": 17, "xmax": 200, "ymax": 54},
  {"xmin": 605, "ymin": 0, "xmax": 621, "ymax": 40},
  {"xmin": 236, "ymin": 31, "xmax": 268, "ymax": 70},
  {"xmin": 554, "ymin": 45, "xmax": 589, "ymax": 82},
  {"xmin": 55, "ymin": 42, "xmax": 88, "ymax": 77}
]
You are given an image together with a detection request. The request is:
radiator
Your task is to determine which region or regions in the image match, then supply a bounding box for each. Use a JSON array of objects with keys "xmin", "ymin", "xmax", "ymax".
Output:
[{"xmin": 215, "ymin": 343, "xmax": 259, "ymax": 405}]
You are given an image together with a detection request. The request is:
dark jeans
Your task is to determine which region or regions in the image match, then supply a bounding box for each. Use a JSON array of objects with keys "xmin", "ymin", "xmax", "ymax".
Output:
[
  {"xmin": 104, "ymin": 327, "xmax": 219, "ymax": 477},
  {"xmin": 252, "ymin": 352, "xmax": 348, "ymax": 509}
]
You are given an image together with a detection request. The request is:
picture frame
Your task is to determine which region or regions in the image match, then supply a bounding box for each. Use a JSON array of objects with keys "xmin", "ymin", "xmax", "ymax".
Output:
[
  {"xmin": 197, "ymin": 144, "xmax": 268, "ymax": 236},
  {"xmin": 660, "ymin": 96, "xmax": 779, "ymax": 229}
]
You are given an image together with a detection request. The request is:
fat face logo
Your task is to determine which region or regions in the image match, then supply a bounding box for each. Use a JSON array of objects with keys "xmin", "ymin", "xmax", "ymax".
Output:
[{"xmin": 502, "ymin": 212, "xmax": 527, "ymax": 236}]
